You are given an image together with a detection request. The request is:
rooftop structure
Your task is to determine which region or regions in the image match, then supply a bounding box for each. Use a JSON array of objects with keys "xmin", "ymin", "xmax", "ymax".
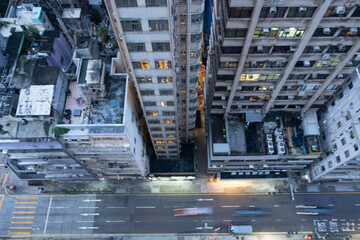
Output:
[{"xmin": 16, "ymin": 85, "xmax": 54, "ymax": 116}]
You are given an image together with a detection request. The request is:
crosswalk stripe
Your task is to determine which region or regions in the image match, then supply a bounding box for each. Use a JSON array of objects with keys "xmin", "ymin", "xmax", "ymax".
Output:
[
  {"xmin": 13, "ymin": 212, "xmax": 35, "ymax": 214},
  {"xmin": 9, "ymin": 232, "xmax": 31, "ymax": 235},
  {"xmin": 16, "ymin": 202, "xmax": 37, "ymax": 204},
  {"xmin": 10, "ymin": 227, "xmax": 32, "ymax": 229},
  {"xmin": 11, "ymin": 222, "xmax": 33, "ymax": 224},
  {"xmin": 15, "ymin": 206, "xmax": 36, "ymax": 209},
  {"xmin": 12, "ymin": 217, "xmax": 34, "ymax": 219}
]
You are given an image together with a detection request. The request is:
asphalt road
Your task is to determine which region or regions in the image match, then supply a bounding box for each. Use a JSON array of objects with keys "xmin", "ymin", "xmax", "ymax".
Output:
[{"xmin": 0, "ymin": 192, "xmax": 359, "ymax": 237}]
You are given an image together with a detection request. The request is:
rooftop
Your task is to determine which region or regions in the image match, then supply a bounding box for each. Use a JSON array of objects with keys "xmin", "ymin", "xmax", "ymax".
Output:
[
  {"xmin": 0, "ymin": 88, "xmax": 16, "ymax": 117},
  {"xmin": 16, "ymin": 85, "xmax": 54, "ymax": 116},
  {"xmin": 78, "ymin": 59, "xmax": 102, "ymax": 85},
  {"xmin": 61, "ymin": 8, "xmax": 81, "ymax": 19}
]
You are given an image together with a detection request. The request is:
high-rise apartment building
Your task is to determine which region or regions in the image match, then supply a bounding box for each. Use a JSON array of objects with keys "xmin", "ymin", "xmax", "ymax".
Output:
[
  {"xmin": 104, "ymin": 0, "xmax": 205, "ymax": 159},
  {"xmin": 206, "ymin": 0, "xmax": 360, "ymax": 178}
]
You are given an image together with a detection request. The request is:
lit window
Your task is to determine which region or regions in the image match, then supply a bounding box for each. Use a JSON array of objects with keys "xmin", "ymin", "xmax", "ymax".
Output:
[
  {"xmin": 167, "ymin": 134, "xmax": 175, "ymax": 138},
  {"xmin": 168, "ymin": 140, "xmax": 175, "ymax": 144},
  {"xmin": 155, "ymin": 140, "xmax": 164, "ymax": 144},
  {"xmin": 155, "ymin": 61, "xmax": 171, "ymax": 69},
  {"xmin": 158, "ymin": 77, "xmax": 172, "ymax": 83},
  {"xmin": 147, "ymin": 111, "xmax": 159, "ymax": 116},
  {"xmin": 164, "ymin": 120, "xmax": 174, "ymax": 124},
  {"xmin": 239, "ymin": 74, "xmax": 260, "ymax": 81},
  {"xmin": 156, "ymin": 146, "xmax": 165, "ymax": 149}
]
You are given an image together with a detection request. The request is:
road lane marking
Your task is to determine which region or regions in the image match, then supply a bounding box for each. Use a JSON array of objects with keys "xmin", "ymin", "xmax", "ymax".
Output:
[
  {"xmin": 13, "ymin": 212, "xmax": 35, "ymax": 214},
  {"xmin": 136, "ymin": 206, "xmax": 155, "ymax": 208},
  {"xmin": 222, "ymin": 220, "xmax": 232, "ymax": 222},
  {"xmin": 221, "ymin": 205, "xmax": 240, "ymax": 208},
  {"xmin": 328, "ymin": 204, "xmax": 334, "ymax": 207},
  {"xmin": 80, "ymin": 213, "xmax": 99, "ymax": 216},
  {"xmin": 78, "ymin": 207, "xmax": 98, "ymax": 209},
  {"xmin": 10, "ymin": 227, "xmax": 32, "ymax": 229},
  {"xmin": 196, "ymin": 198, "xmax": 213, "ymax": 201},
  {"xmin": 16, "ymin": 202, "xmax": 37, "ymax": 204},
  {"xmin": 2, "ymin": 171, "xmax": 10, "ymax": 187},
  {"xmin": 15, "ymin": 206, "xmax": 36, "ymax": 209},
  {"xmin": 12, "ymin": 217, "xmax": 34, "ymax": 219},
  {"xmin": 16, "ymin": 197, "xmax": 38, "ymax": 199},
  {"xmin": 276, "ymin": 219, "xmax": 282, "ymax": 222},
  {"xmin": 107, "ymin": 206, "xmax": 127, "ymax": 208},
  {"xmin": 0, "ymin": 194, "xmax": 4, "ymax": 211},
  {"xmin": 105, "ymin": 220, "xmax": 126, "ymax": 223},
  {"xmin": 76, "ymin": 221, "xmax": 95, "ymax": 223},
  {"xmin": 9, "ymin": 232, "xmax": 31, "ymax": 235},
  {"xmin": 249, "ymin": 205, "xmax": 255, "ymax": 207},
  {"xmin": 51, "ymin": 207, "xmax": 69, "ymax": 209},
  {"xmin": 78, "ymin": 227, "xmax": 98, "ymax": 230},
  {"xmin": 0, "ymin": 173, "xmax": 3, "ymax": 185},
  {"xmin": 50, "ymin": 221, "xmax": 64, "ymax": 223},
  {"xmin": 11, "ymin": 222, "xmax": 33, "ymax": 224},
  {"xmin": 355, "ymin": 204, "xmax": 360, "ymax": 206},
  {"xmin": 82, "ymin": 199, "xmax": 101, "ymax": 202},
  {"xmin": 251, "ymin": 219, "xmax": 256, "ymax": 222},
  {"xmin": 273, "ymin": 205, "xmax": 279, "ymax": 207},
  {"xmin": 43, "ymin": 196, "xmax": 52, "ymax": 234}
]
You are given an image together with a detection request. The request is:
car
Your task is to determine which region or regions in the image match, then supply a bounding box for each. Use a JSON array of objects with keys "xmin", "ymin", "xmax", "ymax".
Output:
[
  {"xmin": 233, "ymin": 208, "xmax": 270, "ymax": 216},
  {"xmin": 174, "ymin": 207, "xmax": 214, "ymax": 216},
  {"xmin": 296, "ymin": 207, "xmax": 337, "ymax": 215}
]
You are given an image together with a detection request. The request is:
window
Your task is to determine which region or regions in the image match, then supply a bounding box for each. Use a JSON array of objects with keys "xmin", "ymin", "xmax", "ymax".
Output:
[
  {"xmin": 336, "ymin": 155, "xmax": 341, "ymax": 163},
  {"xmin": 333, "ymin": 143, "xmax": 338, "ymax": 151},
  {"xmin": 253, "ymin": 28, "xmax": 278, "ymax": 38},
  {"xmin": 190, "ymin": 50, "xmax": 200, "ymax": 58},
  {"xmin": 225, "ymin": 28, "xmax": 248, "ymax": 37},
  {"xmin": 328, "ymin": 161, "xmax": 333, "ymax": 168},
  {"xmin": 140, "ymin": 90, "xmax": 154, "ymax": 96},
  {"xmin": 152, "ymin": 42, "xmax": 170, "ymax": 52},
  {"xmin": 161, "ymin": 101, "xmax": 174, "ymax": 106},
  {"xmin": 151, "ymin": 127, "xmax": 161, "ymax": 131},
  {"xmin": 165, "ymin": 127, "xmax": 175, "ymax": 131},
  {"xmin": 164, "ymin": 120, "xmax": 174, "ymax": 124},
  {"xmin": 341, "ymin": 138, "xmax": 346, "ymax": 146},
  {"xmin": 321, "ymin": 165, "xmax": 326, "ymax": 172},
  {"xmin": 145, "ymin": 0, "xmax": 167, "ymax": 7},
  {"xmin": 191, "ymin": 13, "xmax": 203, "ymax": 23},
  {"xmin": 191, "ymin": 33, "xmax": 202, "ymax": 42},
  {"xmin": 278, "ymin": 28, "xmax": 305, "ymax": 38},
  {"xmin": 147, "ymin": 111, "xmax": 159, "ymax": 116},
  {"xmin": 149, "ymin": 20, "xmax": 168, "ymax": 31},
  {"xmin": 167, "ymin": 134, "xmax": 175, "ymax": 138},
  {"xmin": 155, "ymin": 140, "xmax": 164, "ymax": 144},
  {"xmin": 160, "ymin": 89, "xmax": 173, "ymax": 95},
  {"xmin": 350, "ymin": 130, "xmax": 355, "ymax": 139},
  {"xmin": 324, "ymin": 6, "xmax": 352, "ymax": 17},
  {"xmin": 132, "ymin": 61, "xmax": 150, "ymax": 69},
  {"xmin": 156, "ymin": 146, "xmax": 165, "ymax": 149},
  {"xmin": 345, "ymin": 111, "xmax": 352, "ymax": 121},
  {"xmin": 148, "ymin": 120, "xmax": 160, "ymax": 124},
  {"xmin": 121, "ymin": 20, "xmax": 142, "ymax": 32},
  {"xmin": 127, "ymin": 43, "xmax": 145, "ymax": 52},
  {"xmin": 158, "ymin": 77, "xmax": 172, "ymax": 83},
  {"xmin": 168, "ymin": 140, "xmax": 176, "ymax": 144},
  {"xmin": 137, "ymin": 77, "xmax": 152, "ymax": 83},
  {"xmin": 220, "ymin": 62, "xmax": 238, "ymax": 68},
  {"xmin": 286, "ymin": 7, "xmax": 316, "ymax": 18},
  {"xmin": 153, "ymin": 134, "xmax": 163, "ymax": 138},
  {"xmin": 313, "ymin": 28, "xmax": 337, "ymax": 37},
  {"xmin": 354, "ymin": 144, "xmax": 359, "ymax": 151},
  {"xmin": 222, "ymin": 46, "xmax": 242, "ymax": 54},
  {"xmin": 116, "ymin": 0, "xmax": 138, "ymax": 7},
  {"xmin": 228, "ymin": 7, "xmax": 253, "ymax": 18},
  {"xmin": 143, "ymin": 101, "xmax": 156, "ymax": 107},
  {"xmin": 163, "ymin": 111, "xmax": 175, "ymax": 116},
  {"xmin": 345, "ymin": 150, "xmax": 350, "ymax": 158},
  {"xmin": 155, "ymin": 61, "xmax": 171, "ymax": 69}
]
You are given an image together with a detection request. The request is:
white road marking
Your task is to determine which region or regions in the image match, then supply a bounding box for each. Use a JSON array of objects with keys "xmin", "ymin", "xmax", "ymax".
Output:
[
  {"xmin": 136, "ymin": 206, "xmax": 155, "ymax": 208},
  {"xmin": 196, "ymin": 198, "xmax": 213, "ymax": 201},
  {"xmin": 222, "ymin": 220, "xmax": 232, "ymax": 222},
  {"xmin": 43, "ymin": 196, "xmax": 53, "ymax": 234},
  {"xmin": 105, "ymin": 220, "xmax": 126, "ymax": 223},
  {"xmin": 167, "ymin": 220, "xmax": 183, "ymax": 222},
  {"xmin": 49, "ymin": 221, "xmax": 64, "ymax": 223},
  {"xmin": 107, "ymin": 206, "xmax": 127, "ymax": 209},
  {"xmin": 76, "ymin": 221, "xmax": 95, "ymax": 223},
  {"xmin": 196, "ymin": 227, "xmax": 203, "ymax": 229},
  {"xmin": 78, "ymin": 226, "xmax": 98, "ymax": 230},
  {"xmin": 51, "ymin": 207, "xmax": 68, "ymax": 209},
  {"xmin": 355, "ymin": 204, "xmax": 360, "ymax": 206},
  {"xmin": 80, "ymin": 213, "xmax": 99, "ymax": 216},
  {"xmin": 82, "ymin": 199, "xmax": 101, "ymax": 202},
  {"xmin": 273, "ymin": 205, "xmax": 279, "ymax": 207},
  {"xmin": 221, "ymin": 205, "xmax": 240, "ymax": 208},
  {"xmin": 296, "ymin": 205, "xmax": 317, "ymax": 208},
  {"xmin": 251, "ymin": 219, "xmax": 256, "ymax": 222},
  {"xmin": 249, "ymin": 205, "xmax": 255, "ymax": 207},
  {"xmin": 328, "ymin": 204, "xmax": 334, "ymax": 207},
  {"xmin": 276, "ymin": 219, "xmax": 282, "ymax": 222},
  {"xmin": 301, "ymin": 219, "xmax": 307, "ymax": 221},
  {"xmin": 79, "ymin": 207, "xmax": 98, "ymax": 209}
]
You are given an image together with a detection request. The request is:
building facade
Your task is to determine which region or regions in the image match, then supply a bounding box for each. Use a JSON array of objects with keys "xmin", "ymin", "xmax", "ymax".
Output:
[
  {"xmin": 104, "ymin": 0, "xmax": 205, "ymax": 159},
  {"xmin": 206, "ymin": 0, "xmax": 360, "ymax": 178}
]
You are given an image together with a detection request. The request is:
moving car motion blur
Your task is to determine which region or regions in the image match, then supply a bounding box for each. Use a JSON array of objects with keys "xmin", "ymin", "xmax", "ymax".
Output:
[
  {"xmin": 233, "ymin": 208, "xmax": 270, "ymax": 216},
  {"xmin": 174, "ymin": 207, "xmax": 214, "ymax": 216},
  {"xmin": 296, "ymin": 206, "xmax": 337, "ymax": 215}
]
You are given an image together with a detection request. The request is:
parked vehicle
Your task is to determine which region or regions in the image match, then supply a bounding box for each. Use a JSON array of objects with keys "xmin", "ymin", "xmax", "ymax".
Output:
[{"xmin": 228, "ymin": 225, "xmax": 253, "ymax": 234}]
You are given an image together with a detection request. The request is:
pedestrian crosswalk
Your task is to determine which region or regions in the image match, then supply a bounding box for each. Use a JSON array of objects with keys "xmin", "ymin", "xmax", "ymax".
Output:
[{"xmin": 9, "ymin": 196, "xmax": 38, "ymax": 235}]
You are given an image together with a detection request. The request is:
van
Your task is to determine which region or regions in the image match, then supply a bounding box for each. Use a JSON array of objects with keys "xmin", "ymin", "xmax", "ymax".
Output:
[{"xmin": 228, "ymin": 225, "xmax": 253, "ymax": 234}]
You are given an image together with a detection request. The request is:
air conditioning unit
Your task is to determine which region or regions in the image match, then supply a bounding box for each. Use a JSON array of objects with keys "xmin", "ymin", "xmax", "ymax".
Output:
[
  {"xmin": 175, "ymin": 67, "xmax": 179, "ymax": 73},
  {"xmin": 276, "ymin": 134, "xmax": 284, "ymax": 143},
  {"xmin": 336, "ymin": 6, "xmax": 345, "ymax": 15},
  {"xmin": 297, "ymin": 80, "xmax": 304, "ymax": 85},
  {"xmin": 290, "ymin": 46, "xmax": 297, "ymax": 51},
  {"xmin": 337, "ymin": 73, "xmax": 344, "ymax": 79},
  {"xmin": 313, "ymin": 45, "xmax": 320, "ymax": 52},
  {"xmin": 266, "ymin": 134, "xmax": 273, "ymax": 141},
  {"xmin": 248, "ymin": 74, "xmax": 254, "ymax": 79},
  {"xmin": 215, "ymin": 41, "xmax": 219, "ymax": 46},
  {"xmin": 262, "ymin": 28, "xmax": 270, "ymax": 35},
  {"xmin": 288, "ymin": 95, "xmax": 294, "ymax": 100},
  {"xmin": 251, "ymin": 61, "xmax": 257, "ymax": 67},
  {"xmin": 274, "ymin": 128, "xmax": 282, "ymax": 136},
  {"xmin": 269, "ymin": 7, "xmax": 277, "ymax": 14},
  {"xmin": 312, "ymin": 73, "xmax": 317, "ymax": 79},
  {"xmin": 347, "ymin": 61, "xmax": 353, "ymax": 66},
  {"xmin": 276, "ymin": 61, "xmax": 283, "ymax": 67},
  {"xmin": 208, "ymin": 74, "xmax": 213, "ymax": 78},
  {"xmin": 221, "ymin": 96, "xmax": 226, "ymax": 100},
  {"xmin": 269, "ymin": 86, "xmax": 274, "ymax": 90},
  {"xmin": 303, "ymin": 60, "xmax": 310, "ymax": 67},
  {"xmin": 217, "ymin": 35, "xmax": 223, "ymax": 41},
  {"xmin": 338, "ymin": 44, "xmax": 345, "ymax": 51},
  {"xmin": 322, "ymin": 54, "xmax": 330, "ymax": 60},
  {"xmin": 298, "ymin": 90, "xmax": 305, "ymax": 96},
  {"xmin": 237, "ymin": 86, "xmax": 242, "ymax": 90},
  {"xmin": 350, "ymin": 28, "xmax": 358, "ymax": 35},
  {"xmin": 215, "ymin": 16, "xmax": 221, "ymax": 21},
  {"xmin": 323, "ymin": 28, "xmax": 331, "ymax": 35},
  {"xmin": 321, "ymin": 60, "xmax": 328, "ymax": 66},
  {"xmin": 355, "ymin": 54, "xmax": 360, "ymax": 61},
  {"xmin": 284, "ymin": 28, "xmax": 290, "ymax": 34},
  {"xmin": 257, "ymin": 46, "xmax": 264, "ymax": 52},
  {"xmin": 298, "ymin": 7, "xmax": 307, "ymax": 13}
]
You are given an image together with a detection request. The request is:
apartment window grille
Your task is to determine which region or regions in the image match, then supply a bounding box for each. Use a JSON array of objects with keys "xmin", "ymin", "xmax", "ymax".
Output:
[
  {"xmin": 191, "ymin": 13, "xmax": 203, "ymax": 23},
  {"xmin": 217, "ymin": 75, "xmax": 235, "ymax": 81},
  {"xmin": 155, "ymin": 140, "xmax": 164, "ymax": 144},
  {"xmin": 165, "ymin": 127, "xmax": 176, "ymax": 131},
  {"xmin": 132, "ymin": 61, "xmax": 150, "ymax": 69},
  {"xmin": 339, "ymin": 28, "xmax": 360, "ymax": 37},
  {"xmin": 158, "ymin": 77, "xmax": 172, "ymax": 83},
  {"xmin": 313, "ymin": 28, "xmax": 337, "ymax": 37},
  {"xmin": 140, "ymin": 90, "xmax": 155, "ymax": 96},
  {"xmin": 324, "ymin": 6, "xmax": 352, "ymax": 17},
  {"xmin": 244, "ymin": 61, "xmax": 265, "ymax": 68},
  {"xmin": 143, "ymin": 101, "xmax": 156, "ymax": 106},
  {"xmin": 153, "ymin": 134, "xmax": 164, "ymax": 138},
  {"xmin": 159, "ymin": 89, "xmax": 173, "ymax": 95},
  {"xmin": 167, "ymin": 134, "xmax": 175, "ymax": 138},
  {"xmin": 341, "ymin": 138, "xmax": 347, "ymax": 145},
  {"xmin": 145, "ymin": 0, "xmax": 167, "ymax": 7},
  {"xmin": 180, "ymin": 35, "xmax": 187, "ymax": 43},
  {"xmin": 179, "ymin": 15, "xmax": 186, "ymax": 25},
  {"xmin": 352, "ymin": 6, "xmax": 360, "ymax": 17},
  {"xmin": 156, "ymin": 146, "xmax": 165, "ymax": 149},
  {"xmin": 168, "ymin": 140, "xmax": 176, "ymax": 144},
  {"xmin": 147, "ymin": 111, "xmax": 159, "ymax": 116},
  {"xmin": 121, "ymin": 20, "xmax": 142, "ymax": 32},
  {"xmin": 278, "ymin": 28, "xmax": 305, "ymax": 38},
  {"xmin": 151, "ymin": 127, "xmax": 162, "ymax": 131},
  {"xmin": 161, "ymin": 101, "xmax": 174, "ymax": 106},
  {"xmin": 225, "ymin": 29, "xmax": 248, "ymax": 37},
  {"xmin": 222, "ymin": 47, "xmax": 242, "ymax": 54},
  {"xmin": 220, "ymin": 62, "xmax": 238, "ymax": 68},
  {"xmin": 326, "ymin": 45, "xmax": 350, "ymax": 53},
  {"xmin": 354, "ymin": 144, "xmax": 359, "ymax": 151},
  {"xmin": 328, "ymin": 161, "xmax": 333, "ymax": 168},
  {"xmin": 190, "ymin": 64, "xmax": 200, "ymax": 71},
  {"xmin": 163, "ymin": 111, "xmax": 175, "ymax": 116},
  {"xmin": 155, "ymin": 61, "xmax": 171, "ymax": 69},
  {"xmin": 315, "ymin": 60, "xmax": 340, "ymax": 68},
  {"xmin": 127, "ymin": 43, "xmax": 145, "ymax": 52},
  {"xmin": 286, "ymin": 7, "xmax": 316, "ymax": 18},
  {"xmin": 350, "ymin": 130, "xmax": 355, "ymax": 139},
  {"xmin": 333, "ymin": 143, "xmax": 338, "ymax": 151},
  {"xmin": 190, "ymin": 50, "xmax": 200, "ymax": 58},
  {"xmin": 191, "ymin": 33, "xmax": 202, "ymax": 41},
  {"xmin": 149, "ymin": 20, "xmax": 168, "ymax": 31},
  {"xmin": 288, "ymin": 74, "xmax": 306, "ymax": 80},
  {"xmin": 253, "ymin": 28, "xmax": 278, "ymax": 38},
  {"xmin": 152, "ymin": 42, "xmax": 170, "ymax": 52},
  {"xmin": 116, "ymin": 0, "xmax": 138, "ymax": 7},
  {"xmin": 228, "ymin": 7, "xmax": 253, "ymax": 18},
  {"xmin": 148, "ymin": 120, "xmax": 160, "ymax": 124},
  {"xmin": 137, "ymin": 77, "xmax": 152, "ymax": 83}
]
